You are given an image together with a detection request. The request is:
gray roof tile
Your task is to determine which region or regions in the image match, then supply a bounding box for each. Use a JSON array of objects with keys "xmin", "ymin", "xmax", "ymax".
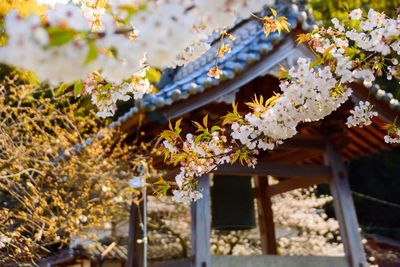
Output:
[{"xmin": 112, "ymin": 1, "xmax": 316, "ymax": 126}]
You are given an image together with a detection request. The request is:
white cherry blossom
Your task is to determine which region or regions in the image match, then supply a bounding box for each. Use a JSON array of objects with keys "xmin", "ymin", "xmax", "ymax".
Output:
[
  {"xmin": 346, "ymin": 101, "xmax": 378, "ymax": 128},
  {"xmin": 349, "ymin": 9, "xmax": 363, "ymax": 20}
]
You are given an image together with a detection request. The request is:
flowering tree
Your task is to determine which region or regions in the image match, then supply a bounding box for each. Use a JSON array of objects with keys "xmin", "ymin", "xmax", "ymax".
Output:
[
  {"xmin": 159, "ymin": 8, "xmax": 400, "ymax": 202},
  {"xmin": 0, "ymin": 68, "xmax": 140, "ymax": 264},
  {"xmin": 271, "ymin": 184, "xmax": 343, "ymax": 256},
  {"xmin": 1, "ymin": 2, "xmax": 399, "ymax": 266},
  {"xmin": 0, "ymin": 0, "xmax": 400, "ymax": 237},
  {"xmin": 146, "ymin": 182, "xmax": 343, "ymax": 261},
  {"xmin": 0, "ymin": 0, "xmax": 274, "ymax": 117}
]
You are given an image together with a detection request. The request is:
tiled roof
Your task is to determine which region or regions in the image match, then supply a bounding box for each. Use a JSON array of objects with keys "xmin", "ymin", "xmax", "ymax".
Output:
[
  {"xmin": 111, "ymin": 0, "xmax": 315, "ymax": 129},
  {"xmin": 110, "ymin": 2, "xmax": 400, "ymax": 131},
  {"xmin": 366, "ymin": 82, "xmax": 400, "ymax": 112}
]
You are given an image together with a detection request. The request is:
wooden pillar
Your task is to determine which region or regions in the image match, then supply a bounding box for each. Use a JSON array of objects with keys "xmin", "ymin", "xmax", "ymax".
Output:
[
  {"xmin": 254, "ymin": 176, "xmax": 277, "ymax": 254},
  {"xmin": 324, "ymin": 143, "xmax": 367, "ymax": 267},
  {"xmin": 126, "ymin": 202, "xmax": 144, "ymax": 267},
  {"xmin": 191, "ymin": 174, "xmax": 211, "ymax": 267}
]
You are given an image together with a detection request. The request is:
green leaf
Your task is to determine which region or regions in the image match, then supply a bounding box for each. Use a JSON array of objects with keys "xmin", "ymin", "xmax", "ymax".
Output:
[
  {"xmin": 232, "ymin": 100, "xmax": 238, "ymax": 114},
  {"xmin": 118, "ymin": 5, "xmax": 139, "ymax": 14},
  {"xmin": 85, "ymin": 40, "xmax": 98, "ymax": 64},
  {"xmin": 195, "ymin": 134, "xmax": 205, "ymax": 145},
  {"xmin": 278, "ymin": 65, "xmax": 289, "ymax": 79},
  {"xmin": 73, "ymin": 80, "xmax": 84, "ymax": 98},
  {"xmin": 310, "ymin": 56, "xmax": 323, "ymax": 69},
  {"xmin": 270, "ymin": 7, "xmax": 277, "ymax": 17},
  {"xmin": 222, "ymin": 113, "xmax": 240, "ymax": 126},
  {"xmin": 173, "ymin": 153, "xmax": 187, "ymax": 166},
  {"xmin": 163, "ymin": 150, "xmax": 170, "ymax": 161},
  {"xmin": 146, "ymin": 67, "xmax": 162, "ymax": 83},
  {"xmin": 265, "ymin": 95, "xmax": 278, "ymax": 107},
  {"xmin": 231, "ymin": 150, "xmax": 241, "ymax": 164},
  {"xmin": 47, "ymin": 27, "xmax": 76, "ymax": 47},
  {"xmin": 296, "ymin": 33, "xmax": 314, "ymax": 44},
  {"xmin": 55, "ymin": 82, "xmax": 71, "ymax": 96},
  {"xmin": 279, "ymin": 17, "xmax": 290, "ymax": 32},
  {"xmin": 175, "ymin": 118, "xmax": 182, "ymax": 131},
  {"xmin": 211, "ymin": 125, "xmax": 221, "ymax": 132},
  {"xmin": 322, "ymin": 45, "xmax": 335, "ymax": 60},
  {"xmin": 192, "ymin": 121, "xmax": 203, "ymax": 131},
  {"xmin": 100, "ymin": 83, "xmax": 112, "ymax": 92},
  {"xmin": 202, "ymin": 115, "xmax": 208, "ymax": 128},
  {"xmin": 153, "ymin": 177, "xmax": 170, "ymax": 197}
]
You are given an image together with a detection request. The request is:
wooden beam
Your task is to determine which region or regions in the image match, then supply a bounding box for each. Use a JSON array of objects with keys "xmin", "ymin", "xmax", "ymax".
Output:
[
  {"xmin": 267, "ymin": 176, "xmax": 330, "ymax": 197},
  {"xmin": 214, "ymin": 163, "xmax": 331, "ymax": 178},
  {"xmin": 127, "ymin": 202, "xmax": 144, "ymax": 267},
  {"xmin": 260, "ymin": 149, "xmax": 324, "ymax": 164},
  {"xmin": 191, "ymin": 174, "xmax": 211, "ymax": 267},
  {"xmin": 324, "ymin": 143, "xmax": 367, "ymax": 267},
  {"xmin": 160, "ymin": 163, "xmax": 332, "ymax": 181},
  {"xmin": 254, "ymin": 176, "xmax": 277, "ymax": 254},
  {"xmin": 277, "ymin": 135, "xmax": 327, "ymax": 151},
  {"xmin": 158, "ymin": 162, "xmax": 334, "ymax": 190}
]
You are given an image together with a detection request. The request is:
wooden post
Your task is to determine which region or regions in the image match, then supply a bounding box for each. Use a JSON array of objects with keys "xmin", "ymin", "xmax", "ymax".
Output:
[
  {"xmin": 126, "ymin": 202, "xmax": 144, "ymax": 267},
  {"xmin": 325, "ymin": 143, "xmax": 367, "ymax": 267},
  {"xmin": 254, "ymin": 176, "xmax": 277, "ymax": 254},
  {"xmin": 191, "ymin": 174, "xmax": 211, "ymax": 267}
]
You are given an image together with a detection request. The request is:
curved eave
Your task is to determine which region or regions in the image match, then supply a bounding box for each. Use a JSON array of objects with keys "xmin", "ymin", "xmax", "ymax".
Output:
[
  {"xmin": 114, "ymin": 3, "xmax": 314, "ymax": 130},
  {"xmin": 117, "ymin": 32, "xmax": 304, "ymax": 132}
]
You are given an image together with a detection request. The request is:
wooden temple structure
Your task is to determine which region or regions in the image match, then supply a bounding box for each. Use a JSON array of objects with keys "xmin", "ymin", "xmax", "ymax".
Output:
[
  {"xmin": 116, "ymin": 2, "xmax": 399, "ymax": 267},
  {"xmin": 41, "ymin": 1, "xmax": 400, "ymax": 267}
]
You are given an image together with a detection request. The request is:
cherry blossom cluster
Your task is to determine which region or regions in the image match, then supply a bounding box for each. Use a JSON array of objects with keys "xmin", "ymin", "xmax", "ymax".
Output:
[
  {"xmin": 162, "ymin": 125, "xmax": 235, "ymax": 203},
  {"xmin": 230, "ymin": 58, "xmax": 351, "ymax": 152},
  {"xmin": 300, "ymin": 8, "xmax": 400, "ymax": 143},
  {"xmin": 80, "ymin": 0, "xmax": 106, "ymax": 30},
  {"xmin": 163, "ymin": 58, "xmax": 353, "ymax": 201},
  {"xmin": 146, "ymin": 182, "xmax": 343, "ymax": 259},
  {"xmin": 161, "ymin": 8, "xmax": 400, "ymax": 201},
  {"xmin": 271, "ymin": 183, "xmax": 343, "ymax": 256},
  {"xmin": 162, "ymin": 57, "xmax": 354, "ymax": 202},
  {"xmin": 0, "ymin": 5, "xmax": 146, "ymax": 117},
  {"xmin": 305, "ymin": 8, "xmax": 400, "ymax": 143},
  {"xmin": 0, "ymin": 0, "xmax": 274, "ymax": 116},
  {"xmin": 384, "ymin": 128, "xmax": 400, "ymax": 144},
  {"xmin": 84, "ymin": 69, "xmax": 151, "ymax": 117},
  {"xmin": 272, "ymin": 187, "xmax": 339, "ymax": 236},
  {"xmin": 346, "ymin": 101, "xmax": 378, "ymax": 128},
  {"xmin": 304, "ymin": 8, "xmax": 400, "ymax": 86}
]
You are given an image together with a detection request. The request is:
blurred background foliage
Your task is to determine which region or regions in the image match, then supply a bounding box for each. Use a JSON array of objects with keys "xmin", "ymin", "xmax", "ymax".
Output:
[
  {"xmin": 0, "ymin": 0, "xmax": 399, "ymax": 245},
  {"xmin": 309, "ymin": 0, "xmax": 400, "ymax": 241},
  {"xmin": 310, "ymin": 0, "xmax": 400, "ymax": 99},
  {"xmin": 0, "ymin": 0, "xmax": 45, "ymax": 17},
  {"xmin": 310, "ymin": 0, "xmax": 400, "ymax": 22}
]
